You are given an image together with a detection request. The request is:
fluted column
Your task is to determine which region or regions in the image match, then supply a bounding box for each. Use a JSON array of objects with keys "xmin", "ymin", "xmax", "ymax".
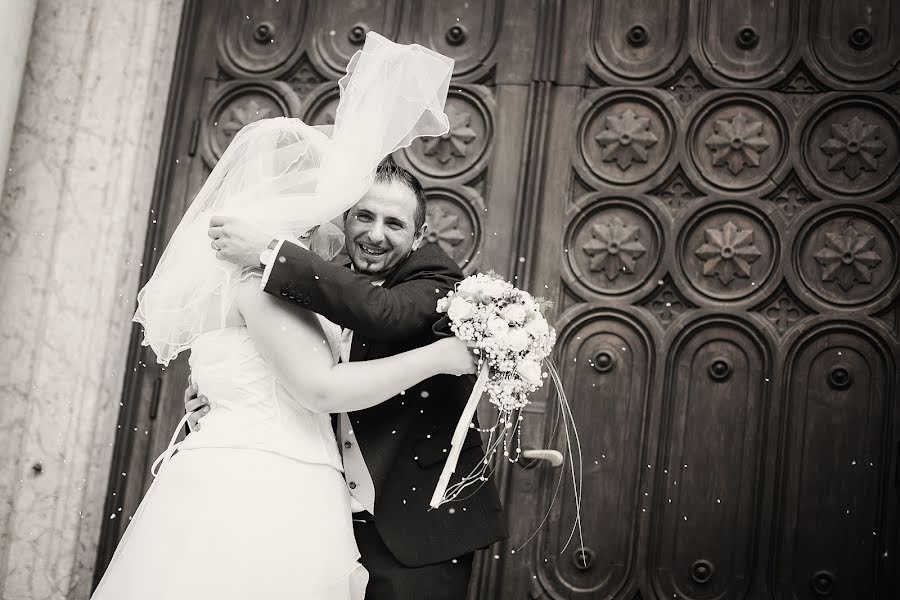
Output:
[
  {"xmin": 0, "ymin": 0, "xmax": 37, "ymax": 195},
  {"xmin": 0, "ymin": 1, "xmax": 185, "ymax": 598}
]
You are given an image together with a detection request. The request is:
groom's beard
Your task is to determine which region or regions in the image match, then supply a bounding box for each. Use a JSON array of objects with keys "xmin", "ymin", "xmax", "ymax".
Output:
[{"xmin": 350, "ymin": 248, "xmax": 413, "ymax": 278}]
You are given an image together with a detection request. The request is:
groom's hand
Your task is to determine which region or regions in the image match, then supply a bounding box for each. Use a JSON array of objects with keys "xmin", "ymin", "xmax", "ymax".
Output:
[
  {"xmin": 184, "ymin": 382, "xmax": 210, "ymax": 432},
  {"xmin": 208, "ymin": 216, "xmax": 273, "ymax": 268}
]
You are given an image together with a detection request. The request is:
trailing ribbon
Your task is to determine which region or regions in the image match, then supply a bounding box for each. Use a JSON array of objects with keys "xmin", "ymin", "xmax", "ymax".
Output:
[
  {"xmin": 150, "ymin": 412, "xmax": 192, "ymax": 478},
  {"xmin": 429, "ymin": 362, "xmax": 489, "ymax": 508}
]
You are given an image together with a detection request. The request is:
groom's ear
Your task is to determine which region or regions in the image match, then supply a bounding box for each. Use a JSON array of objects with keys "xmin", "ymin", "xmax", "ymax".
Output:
[{"xmin": 411, "ymin": 223, "xmax": 428, "ymax": 251}]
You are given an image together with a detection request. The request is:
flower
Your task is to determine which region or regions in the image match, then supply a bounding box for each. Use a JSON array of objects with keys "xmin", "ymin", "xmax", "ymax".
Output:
[
  {"xmin": 480, "ymin": 279, "xmax": 509, "ymax": 299},
  {"xmin": 505, "ymin": 329, "xmax": 530, "ymax": 353},
  {"xmin": 487, "ymin": 316, "xmax": 509, "ymax": 338},
  {"xmin": 525, "ymin": 317, "xmax": 549, "ymax": 337},
  {"xmin": 457, "ymin": 277, "xmax": 482, "ymax": 294},
  {"xmin": 516, "ymin": 360, "xmax": 543, "ymax": 387},
  {"xmin": 448, "ymin": 296, "xmax": 476, "ymax": 321},
  {"xmin": 500, "ymin": 303, "xmax": 527, "ymax": 325}
]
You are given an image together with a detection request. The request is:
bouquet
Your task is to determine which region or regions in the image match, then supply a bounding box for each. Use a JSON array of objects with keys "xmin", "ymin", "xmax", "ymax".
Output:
[{"xmin": 429, "ymin": 271, "xmax": 567, "ymax": 508}]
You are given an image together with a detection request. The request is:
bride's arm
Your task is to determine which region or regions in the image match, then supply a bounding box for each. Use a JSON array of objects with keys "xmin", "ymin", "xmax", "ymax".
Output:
[{"xmin": 236, "ymin": 279, "xmax": 472, "ymax": 413}]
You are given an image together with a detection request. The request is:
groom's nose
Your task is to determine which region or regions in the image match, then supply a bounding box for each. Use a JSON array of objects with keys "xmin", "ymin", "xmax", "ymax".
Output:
[{"xmin": 366, "ymin": 222, "xmax": 385, "ymax": 244}]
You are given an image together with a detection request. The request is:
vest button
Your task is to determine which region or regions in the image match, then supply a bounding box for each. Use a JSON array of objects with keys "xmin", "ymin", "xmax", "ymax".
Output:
[
  {"xmin": 344, "ymin": 441, "xmax": 352, "ymax": 449},
  {"xmin": 349, "ymin": 482, "xmax": 357, "ymax": 490}
]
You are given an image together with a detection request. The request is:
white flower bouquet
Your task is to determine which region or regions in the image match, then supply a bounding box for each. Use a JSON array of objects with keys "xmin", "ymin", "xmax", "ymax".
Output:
[{"xmin": 429, "ymin": 271, "xmax": 563, "ymax": 508}]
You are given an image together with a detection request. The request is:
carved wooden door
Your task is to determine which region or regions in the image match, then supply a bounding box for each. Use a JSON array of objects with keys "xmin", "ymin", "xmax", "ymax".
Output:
[
  {"xmin": 96, "ymin": 1, "xmax": 900, "ymax": 599},
  {"xmin": 94, "ymin": 0, "xmax": 542, "ymax": 585},
  {"xmin": 488, "ymin": 1, "xmax": 900, "ymax": 599}
]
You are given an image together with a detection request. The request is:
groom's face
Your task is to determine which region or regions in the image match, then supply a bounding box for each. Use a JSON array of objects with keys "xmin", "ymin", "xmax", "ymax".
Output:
[{"xmin": 344, "ymin": 180, "xmax": 425, "ymax": 276}]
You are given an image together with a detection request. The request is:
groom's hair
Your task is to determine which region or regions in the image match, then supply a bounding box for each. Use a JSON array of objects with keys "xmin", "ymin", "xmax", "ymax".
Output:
[{"xmin": 373, "ymin": 157, "xmax": 427, "ymax": 230}]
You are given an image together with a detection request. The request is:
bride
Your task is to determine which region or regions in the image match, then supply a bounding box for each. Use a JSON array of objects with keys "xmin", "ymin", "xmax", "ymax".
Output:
[{"xmin": 92, "ymin": 33, "xmax": 463, "ymax": 599}]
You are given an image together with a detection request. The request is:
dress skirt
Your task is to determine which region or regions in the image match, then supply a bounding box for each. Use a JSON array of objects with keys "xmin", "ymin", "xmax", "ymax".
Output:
[{"xmin": 92, "ymin": 446, "xmax": 367, "ymax": 600}]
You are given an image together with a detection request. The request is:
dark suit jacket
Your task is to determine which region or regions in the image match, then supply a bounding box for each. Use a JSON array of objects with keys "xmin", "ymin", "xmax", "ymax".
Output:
[{"xmin": 263, "ymin": 241, "xmax": 508, "ymax": 567}]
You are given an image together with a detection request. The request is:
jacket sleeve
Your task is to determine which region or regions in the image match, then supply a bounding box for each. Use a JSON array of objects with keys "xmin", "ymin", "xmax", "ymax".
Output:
[{"xmin": 262, "ymin": 241, "xmax": 460, "ymax": 342}]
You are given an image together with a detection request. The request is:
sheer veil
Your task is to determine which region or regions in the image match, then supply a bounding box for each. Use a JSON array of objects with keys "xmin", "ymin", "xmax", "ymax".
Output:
[{"xmin": 134, "ymin": 32, "xmax": 454, "ymax": 365}]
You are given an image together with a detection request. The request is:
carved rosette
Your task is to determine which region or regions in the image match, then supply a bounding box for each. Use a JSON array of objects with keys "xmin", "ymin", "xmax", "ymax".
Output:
[
  {"xmin": 203, "ymin": 82, "xmax": 300, "ymax": 166},
  {"xmin": 795, "ymin": 206, "xmax": 898, "ymax": 307},
  {"xmin": 579, "ymin": 92, "xmax": 674, "ymax": 185},
  {"xmin": 594, "ymin": 109, "xmax": 659, "ymax": 170},
  {"xmin": 815, "ymin": 224, "xmax": 883, "ymax": 290},
  {"xmin": 423, "ymin": 187, "xmax": 484, "ymax": 273},
  {"xmin": 694, "ymin": 220, "xmax": 763, "ymax": 286},
  {"xmin": 800, "ymin": 97, "xmax": 900, "ymax": 198},
  {"xmin": 821, "ymin": 117, "xmax": 887, "ymax": 179},
  {"xmin": 582, "ymin": 216, "xmax": 647, "ymax": 280},
  {"xmin": 704, "ymin": 113, "xmax": 771, "ymax": 175},
  {"xmin": 565, "ymin": 198, "xmax": 662, "ymax": 297},
  {"xmin": 678, "ymin": 204, "xmax": 777, "ymax": 301},
  {"xmin": 422, "ymin": 104, "xmax": 479, "ymax": 165},
  {"xmin": 688, "ymin": 96, "xmax": 786, "ymax": 191},
  {"xmin": 404, "ymin": 87, "xmax": 492, "ymax": 179}
]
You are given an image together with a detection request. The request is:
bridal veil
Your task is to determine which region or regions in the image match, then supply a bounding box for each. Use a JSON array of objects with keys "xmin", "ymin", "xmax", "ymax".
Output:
[{"xmin": 134, "ymin": 32, "xmax": 454, "ymax": 365}]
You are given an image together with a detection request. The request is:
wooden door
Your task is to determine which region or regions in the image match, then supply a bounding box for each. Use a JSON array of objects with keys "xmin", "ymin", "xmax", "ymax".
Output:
[
  {"xmin": 95, "ymin": 2, "xmax": 900, "ymax": 599},
  {"xmin": 490, "ymin": 1, "xmax": 900, "ymax": 599}
]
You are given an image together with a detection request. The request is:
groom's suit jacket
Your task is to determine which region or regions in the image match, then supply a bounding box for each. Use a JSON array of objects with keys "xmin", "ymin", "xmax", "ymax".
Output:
[{"xmin": 263, "ymin": 241, "xmax": 508, "ymax": 567}]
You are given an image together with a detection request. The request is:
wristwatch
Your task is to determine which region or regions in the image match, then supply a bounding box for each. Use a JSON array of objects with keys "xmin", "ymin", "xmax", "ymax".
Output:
[{"xmin": 258, "ymin": 239, "xmax": 279, "ymax": 268}]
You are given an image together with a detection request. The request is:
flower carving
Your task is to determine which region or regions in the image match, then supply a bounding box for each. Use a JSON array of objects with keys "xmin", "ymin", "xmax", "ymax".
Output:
[
  {"xmin": 814, "ymin": 224, "xmax": 882, "ymax": 291},
  {"xmin": 594, "ymin": 109, "xmax": 659, "ymax": 170},
  {"xmin": 425, "ymin": 204, "xmax": 467, "ymax": 257},
  {"xmin": 694, "ymin": 221, "xmax": 762, "ymax": 286},
  {"xmin": 423, "ymin": 105, "xmax": 478, "ymax": 164},
  {"xmin": 820, "ymin": 116, "xmax": 887, "ymax": 179},
  {"xmin": 582, "ymin": 216, "xmax": 646, "ymax": 280},
  {"xmin": 704, "ymin": 112, "xmax": 770, "ymax": 175},
  {"xmin": 221, "ymin": 99, "xmax": 275, "ymax": 140}
]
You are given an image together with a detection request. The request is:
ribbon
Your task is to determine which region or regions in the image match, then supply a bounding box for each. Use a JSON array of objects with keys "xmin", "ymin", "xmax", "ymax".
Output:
[
  {"xmin": 150, "ymin": 412, "xmax": 192, "ymax": 478},
  {"xmin": 429, "ymin": 362, "xmax": 489, "ymax": 508}
]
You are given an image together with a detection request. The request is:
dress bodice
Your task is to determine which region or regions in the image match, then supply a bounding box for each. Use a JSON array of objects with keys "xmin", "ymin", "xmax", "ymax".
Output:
[{"xmin": 179, "ymin": 321, "xmax": 343, "ymax": 470}]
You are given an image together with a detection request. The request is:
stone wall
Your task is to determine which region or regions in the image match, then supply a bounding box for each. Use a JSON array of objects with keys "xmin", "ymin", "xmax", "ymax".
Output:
[{"xmin": 0, "ymin": 1, "xmax": 184, "ymax": 598}]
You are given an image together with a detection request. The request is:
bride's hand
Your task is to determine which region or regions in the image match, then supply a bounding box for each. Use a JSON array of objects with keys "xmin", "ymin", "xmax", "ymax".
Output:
[{"xmin": 434, "ymin": 337, "xmax": 479, "ymax": 376}]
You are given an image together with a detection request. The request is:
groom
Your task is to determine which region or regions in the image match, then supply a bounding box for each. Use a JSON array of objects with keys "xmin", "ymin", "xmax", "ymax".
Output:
[{"xmin": 190, "ymin": 159, "xmax": 507, "ymax": 599}]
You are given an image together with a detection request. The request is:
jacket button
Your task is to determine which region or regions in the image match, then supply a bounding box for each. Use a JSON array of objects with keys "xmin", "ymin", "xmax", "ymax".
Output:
[
  {"xmin": 280, "ymin": 290, "xmax": 288, "ymax": 296},
  {"xmin": 349, "ymin": 482, "xmax": 357, "ymax": 490},
  {"xmin": 344, "ymin": 441, "xmax": 352, "ymax": 449}
]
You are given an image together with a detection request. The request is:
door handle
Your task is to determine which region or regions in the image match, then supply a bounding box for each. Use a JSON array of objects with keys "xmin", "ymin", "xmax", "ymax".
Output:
[{"xmin": 520, "ymin": 449, "xmax": 564, "ymax": 468}]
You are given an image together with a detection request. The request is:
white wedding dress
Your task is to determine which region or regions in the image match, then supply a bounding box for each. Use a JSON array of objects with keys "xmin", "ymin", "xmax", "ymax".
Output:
[{"xmin": 92, "ymin": 320, "xmax": 368, "ymax": 599}]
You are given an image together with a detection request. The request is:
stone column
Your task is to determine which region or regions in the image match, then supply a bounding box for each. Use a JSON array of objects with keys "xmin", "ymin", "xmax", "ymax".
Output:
[
  {"xmin": 0, "ymin": 0, "xmax": 37, "ymax": 197},
  {"xmin": 0, "ymin": 1, "xmax": 184, "ymax": 598}
]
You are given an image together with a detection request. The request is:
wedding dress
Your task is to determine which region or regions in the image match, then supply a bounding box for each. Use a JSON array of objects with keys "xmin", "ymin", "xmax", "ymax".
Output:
[
  {"xmin": 91, "ymin": 322, "xmax": 369, "ymax": 599},
  {"xmin": 92, "ymin": 32, "xmax": 454, "ymax": 599}
]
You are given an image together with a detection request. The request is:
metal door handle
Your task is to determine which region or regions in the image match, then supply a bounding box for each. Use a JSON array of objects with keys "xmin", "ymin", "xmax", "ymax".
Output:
[{"xmin": 520, "ymin": 449, "xmax": 564, "ymax": 468}]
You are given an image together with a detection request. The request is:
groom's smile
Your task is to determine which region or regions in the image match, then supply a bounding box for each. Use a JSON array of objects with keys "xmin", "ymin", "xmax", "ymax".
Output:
[{"xmin": 344, "ymin": 176, "xmax": 427, "ymax": 276}]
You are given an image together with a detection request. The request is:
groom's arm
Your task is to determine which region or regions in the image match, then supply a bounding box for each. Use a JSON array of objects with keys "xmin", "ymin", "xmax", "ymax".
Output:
[{"xmin": 262, "ymin": 241, "xmax": 459, "ymax": 342}]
